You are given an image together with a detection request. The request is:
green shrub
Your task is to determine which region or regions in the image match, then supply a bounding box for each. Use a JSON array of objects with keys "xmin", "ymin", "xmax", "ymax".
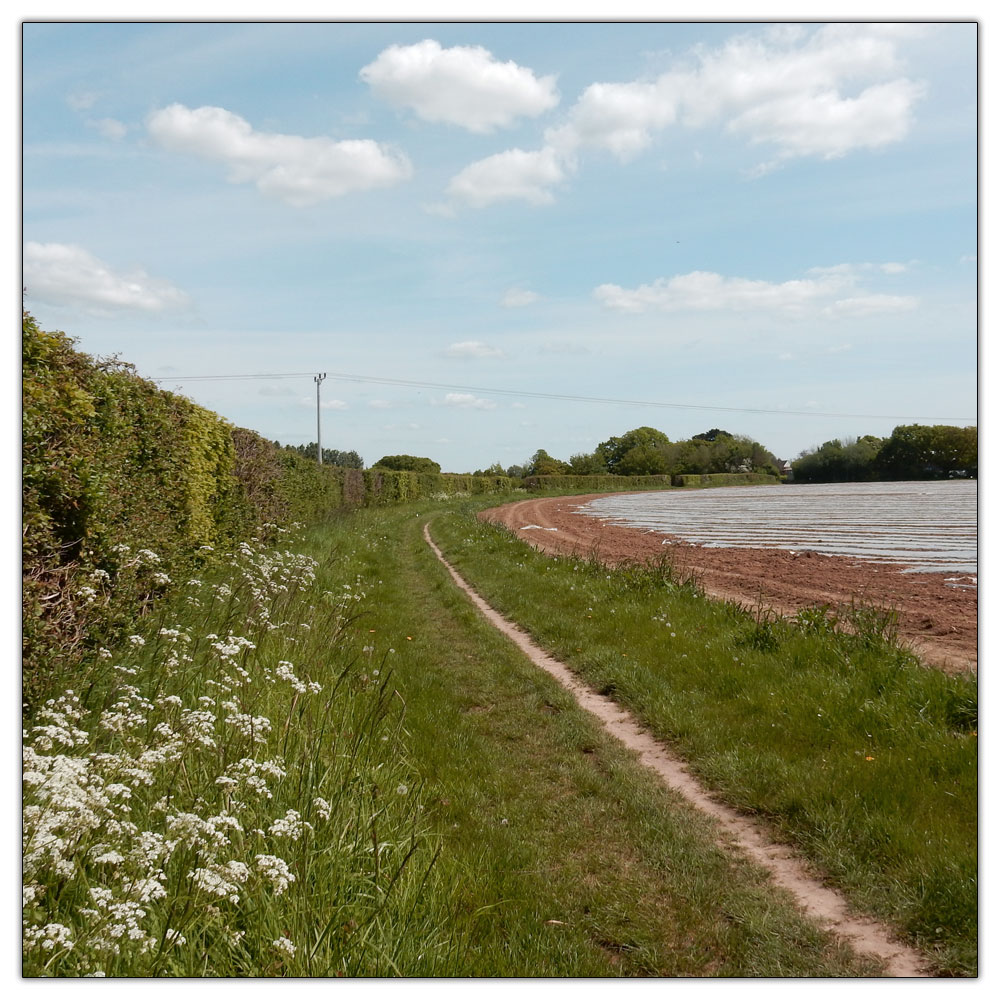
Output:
[
  {"xmin": 523, "ymin": 474, "xmax": 674, "ymax": 492},
  {"xmin": 672, "ymin": 472, "xmax": 780, "ymax": 487}
]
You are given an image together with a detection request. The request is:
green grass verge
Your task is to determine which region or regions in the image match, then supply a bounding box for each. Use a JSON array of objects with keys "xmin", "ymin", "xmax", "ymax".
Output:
[
  {"xmin": 426, "ymin": 496, "xmax": 977, "ymax": 976},
  {"xmin": 299, "ymin": 503, "xmax": 880, "ymax": 976},
  {"xmin": 26, "ymin": 493, "xmax": 973, "ymax": 976}
]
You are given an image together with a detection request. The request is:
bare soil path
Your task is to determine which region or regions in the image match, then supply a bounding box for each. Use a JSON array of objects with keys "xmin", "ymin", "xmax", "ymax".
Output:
[
  {"xmin": 424, "ymin": 522, "xmax": 930, "ymax": 977},
  {"xmin": 481, "ymin": 494, "xmax": 977, "ymax": 674}
]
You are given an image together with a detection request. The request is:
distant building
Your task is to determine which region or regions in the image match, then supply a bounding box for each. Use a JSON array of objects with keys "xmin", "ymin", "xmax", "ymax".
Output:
[{"xmin": 779, "ymin": 460, "xmax": 793, "ymax": 480}]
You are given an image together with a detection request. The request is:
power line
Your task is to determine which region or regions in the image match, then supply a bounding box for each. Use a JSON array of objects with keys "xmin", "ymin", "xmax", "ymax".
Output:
[{"xmin": 149, "ymin": 369, "xmax": 976, "ymax": 423}]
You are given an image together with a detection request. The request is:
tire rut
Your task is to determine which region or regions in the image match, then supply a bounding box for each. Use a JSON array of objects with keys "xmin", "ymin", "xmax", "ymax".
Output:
[{"xmin": 423, "ymin": 521, "xmax": 931, "ymax": 978}]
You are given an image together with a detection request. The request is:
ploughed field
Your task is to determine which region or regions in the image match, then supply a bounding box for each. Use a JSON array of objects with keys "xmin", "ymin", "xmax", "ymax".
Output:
[{"xmin": 483, "ymin": 481, "xmax": 977, "ymax": 673}]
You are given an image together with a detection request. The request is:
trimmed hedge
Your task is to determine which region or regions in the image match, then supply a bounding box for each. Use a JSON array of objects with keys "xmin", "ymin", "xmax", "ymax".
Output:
[
  {"xmin": 523, "ymin": 474, "xmax": 674, "ymax": 492},
  {"xmin": 21, "ymin": 314, "xmax": 514, "ymax": 703},
  {"xmin": 671, "ymin": 472, "xmax": 780, "ymax": 487}
]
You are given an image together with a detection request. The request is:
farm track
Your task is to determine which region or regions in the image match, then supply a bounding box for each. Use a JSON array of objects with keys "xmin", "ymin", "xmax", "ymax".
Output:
[
  {"xmin": 424, "ymin": 523, "xmax": 931, "ymax": 977},
  {"xmin": 481, "ymin": 495, "xmax": 977, "ymax": 674}
]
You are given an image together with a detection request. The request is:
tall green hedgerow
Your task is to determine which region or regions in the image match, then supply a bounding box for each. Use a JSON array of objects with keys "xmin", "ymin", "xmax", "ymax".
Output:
[{"xmin": 22, "ymin": 313, "xmax": 516, "ymax": 706}]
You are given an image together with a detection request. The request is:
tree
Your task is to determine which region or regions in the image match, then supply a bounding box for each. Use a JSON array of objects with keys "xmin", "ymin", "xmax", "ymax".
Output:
[
  {"xmin": 595, "ymin": 427, "xmax": 670, "ymax": 474},
  {"xmin": 289, "ymin": 443, "xmax": 364, "ymax": 467},
  {"xmin": 373, "ymin": 454, "xmax": 441, "ymax": 474},
  {"xmin": 691, "ymin": 428, "xmax": 731, "ymax": 442},
  {"xmin": 876, "ymin": 424, "xmax": 977, "ymax": 480},
  {"xmin": 526, "ymin": 449, "xmax": 570, "ymax": 476},
  {"xmin": 473, "ymin": 462, "xmax": 507, "ymax": 477},
  {"xmin": 615, "ymin": 443, "xmax": 671, "ymax": 476},
  {"xmin": 567, "ymin": 451, "xmax": 605, "ymax": 475}
]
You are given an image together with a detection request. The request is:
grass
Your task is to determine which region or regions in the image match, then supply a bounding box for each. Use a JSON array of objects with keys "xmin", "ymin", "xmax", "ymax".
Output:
[
  {"xmin": 427, "ymin": 496, "xmax": 978, "ymax": 976},
  {"xmin": 24, "ymin": 492, "xmax": 975, "ymax": 976},
  {"xmin": 295, "ymin": 504, "xmax": 879, "ymax": 976}
]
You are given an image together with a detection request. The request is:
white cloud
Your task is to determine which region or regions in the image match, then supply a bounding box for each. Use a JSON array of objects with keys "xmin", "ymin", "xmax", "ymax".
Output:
[
  {"xmin": 880, "ymin": 262, "xmax": 908, "ymax": 274},
  {"xmin": 360, "ymin": 39, "xmax": 558, "ymax": 132},
  {"xmin": 826, "ymin": 294, "xmax": 917, "ymax": 316},
  {"xmin": 23, "ymin": 241, "xmax": 189, "ymax": 312},
  {"xmin": 549, "ymin": 24, "xmax": 924, "ymax": 167},
  {"xmin": 441, "ymin": 392, "xmax": 497, "ymax": 410},
  {"xmin": 547, "ymin": 77, "xmax": 680, "ymax": 161},
  {"xmin": 367, "ymin": 399, "xmax": 393, "ymax": 409},
  {"xmin": 595, "ymin": 266, "xmax": 917, "ymax": 318},
  {"xmin": 501, "ymin": 288, "xmax": 540, "ymax": 308},
  {"xmin": 444, "ymin": 340, "xmax": 505, "ymax": 359},
  {"xmin": 726, "ymin": 78, "xmax": 925, "ymax": 161},
  {"xmin": 147, "ymin": 104, "xmax": 412, "ymax": 206},
  {"xmin": 594, "ymin": 269, "xmax": 849, "ymax": 315},
  {"xmin": 447, "ymin": 146, "xmax": 566, "ymax": 207}
]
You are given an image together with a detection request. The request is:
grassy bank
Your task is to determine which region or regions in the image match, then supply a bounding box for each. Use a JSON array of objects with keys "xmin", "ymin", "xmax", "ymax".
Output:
[
  {"xmin": 26, "ymin": 501, "xmax": 890, "ymax": 977},
  {"xmin": 428, "ymin": 497, "xmax": 977, "ymax": 976}
]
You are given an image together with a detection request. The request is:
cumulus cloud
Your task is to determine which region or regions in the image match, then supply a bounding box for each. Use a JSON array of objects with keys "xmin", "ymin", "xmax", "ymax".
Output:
[
  {"xmin": 23, "ymin": 241, "xmax": 189, "ymax": 312},
  {"xmin": 547, "ymin": 77, "xmax": 680, "ymax": 161},
  {"xmin": 548, "ymin": 24, "xmax": 924, "ymax": 166},
  {"xmin": 446, "ymin": 146, "xmax": 566, "ymax": 207},
  {"xmin": 147, "ymin": 103, "xmax": 412, "ymax": 206},
  {"xmin": 501, "ymin": 288, "xmax": 540, "ymax": 308},
  {"xmin": 441, "ymin": 392, "xmax": 497, "ymax": 410},
  {"xmin": 594, "ymin": 266, "xmax": 917, "ymax": 318},
  {"xmin": 360, "ymin": 39, "xmax": 558, "ymax": 132},
  {"xmin": 444, "ymin": 340, "xmax": 505, "ymax": 359}
]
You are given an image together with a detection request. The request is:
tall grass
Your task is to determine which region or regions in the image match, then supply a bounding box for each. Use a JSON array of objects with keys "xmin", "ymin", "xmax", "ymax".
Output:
[{"xmin": 22, "ymin": 527, "xmax": 443, "ymax": 977}]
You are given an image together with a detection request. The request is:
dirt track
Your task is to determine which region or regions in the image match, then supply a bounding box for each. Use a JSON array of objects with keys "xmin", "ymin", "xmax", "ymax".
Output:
[
  {"xmin": 481, "ymin": 494, "xmax": 977, "ymax": 674},
  {"xmin": 426, "ymin": 522, "xmax": 930, "ymax": 977}
]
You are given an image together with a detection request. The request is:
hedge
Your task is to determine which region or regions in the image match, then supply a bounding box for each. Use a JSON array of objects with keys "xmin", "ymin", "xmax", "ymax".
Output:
[
  {"xmin": 21, "ymin": 314, "xmax": 513, "ymax": 704},
  {"xmin": 671, "ymin": 472, "xmax": 780, "ymax": 487},
  {"xmin": 523, "ymin": 474, "xmax": 675, "ymax": 492}
]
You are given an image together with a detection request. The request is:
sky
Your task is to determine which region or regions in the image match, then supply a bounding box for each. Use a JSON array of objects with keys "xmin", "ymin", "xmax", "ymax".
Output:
[{"xmin": 21, "ymin": 15, "xmax": 978, "ymax": 473}]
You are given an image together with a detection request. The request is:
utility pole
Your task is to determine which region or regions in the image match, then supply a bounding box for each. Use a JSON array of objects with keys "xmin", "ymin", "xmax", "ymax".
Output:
[{"xmin": 314, "ymin": 372, "xmax": 327, "ymax": 465}]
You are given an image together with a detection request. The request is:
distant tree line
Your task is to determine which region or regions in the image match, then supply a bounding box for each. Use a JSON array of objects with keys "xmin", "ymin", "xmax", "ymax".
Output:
[
  {"xmin": 791, "ymin": 424, "xmax": 977, "ymax": 483},
  {"xmin": 283, "ymin": 442, "xmax": 364, "ymax": 468},
  {"xmin": 476, "ymin": 427, "xmax": 782, "ymax": 480}
]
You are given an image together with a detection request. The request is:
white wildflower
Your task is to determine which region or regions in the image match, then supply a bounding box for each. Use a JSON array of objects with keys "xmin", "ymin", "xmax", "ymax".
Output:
[
  {"xmin": 23, "ymin": 922, "xmax": 74, "ymax": 952},
  {"xmin": 190, "ymin": 861, "xmax": 250, "ymax": 904},
  {"xmin": 256, "ymin": 854, "xmax": 296, "ymax": 894},
  {"xmin": 269, "ymin": 809, "xmax": 311, "ymax": 841},
  {"xmin": 273, "ymin": 935, "xmax": 296, "ymax": 957}
]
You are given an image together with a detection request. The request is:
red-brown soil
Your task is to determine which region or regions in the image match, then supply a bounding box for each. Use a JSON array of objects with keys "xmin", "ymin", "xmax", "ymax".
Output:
[{"xmin": 481, "ymin": 494, "xmax": 977, "ymax": 674}]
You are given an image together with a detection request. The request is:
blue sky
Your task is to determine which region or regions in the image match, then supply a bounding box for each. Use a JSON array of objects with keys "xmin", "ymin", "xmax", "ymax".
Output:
[{"xmin": 21, "ymin": 17, "xmax": 978, "ymax": 472}]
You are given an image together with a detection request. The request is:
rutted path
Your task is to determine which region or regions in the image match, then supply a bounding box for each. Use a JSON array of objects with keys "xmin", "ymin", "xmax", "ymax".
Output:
[{"xmin": 424, "ymin": 522, "xmax": 930, "ymax": 978}]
